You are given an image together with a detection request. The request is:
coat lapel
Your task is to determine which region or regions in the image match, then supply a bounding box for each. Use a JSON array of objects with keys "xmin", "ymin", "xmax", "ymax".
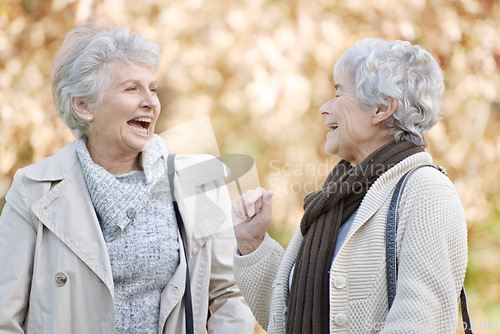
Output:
[{"xmin": 27, "ymin": 142, "xmax": 114, "ymax": 296}]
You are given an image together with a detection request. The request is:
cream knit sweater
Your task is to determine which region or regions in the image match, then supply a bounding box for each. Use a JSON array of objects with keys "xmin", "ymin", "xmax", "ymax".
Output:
[{"xmin": 234, "ymin": 152, "xmax": 468, "ymax": 333}]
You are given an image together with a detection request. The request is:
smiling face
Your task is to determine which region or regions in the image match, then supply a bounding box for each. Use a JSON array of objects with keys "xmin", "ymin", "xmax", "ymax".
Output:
[
  {"xmin": 86, "ymin": 61, "xmax": 160, "ymax": 166},
  {"xmin": 319, "ymin": 69, "xmax": 384, "ymax": 165}
]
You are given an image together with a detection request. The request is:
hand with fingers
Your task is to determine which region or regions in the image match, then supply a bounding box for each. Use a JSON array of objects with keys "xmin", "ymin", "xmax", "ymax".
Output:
[{"xmin": 232, "ymin": 187, "xmax": 274, "ymax": 255}]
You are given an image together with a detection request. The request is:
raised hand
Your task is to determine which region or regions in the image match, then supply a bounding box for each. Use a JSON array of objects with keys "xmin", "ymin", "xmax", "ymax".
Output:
[{"xmin": 232, "ymin": 187, "xmax": 274, "ymax": 255}]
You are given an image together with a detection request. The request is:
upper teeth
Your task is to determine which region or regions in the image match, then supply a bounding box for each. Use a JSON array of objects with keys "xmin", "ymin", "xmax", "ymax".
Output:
[
  {"xmin": 135, "ymin": 117, "xmax": 152, "ymax": 123},
  {"xmin": 328, "ymin": 123, "xmax": 338, "ymax": 130}
]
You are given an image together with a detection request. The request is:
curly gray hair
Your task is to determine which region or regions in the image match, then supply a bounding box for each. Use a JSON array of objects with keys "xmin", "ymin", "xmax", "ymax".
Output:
[
  {"xmin": 51, "ymin": 22, "xmax": 160, "ymax": 139},
  {"xmin": 334, "ymin": 38, "xmax": 444, "ymax": 146}
]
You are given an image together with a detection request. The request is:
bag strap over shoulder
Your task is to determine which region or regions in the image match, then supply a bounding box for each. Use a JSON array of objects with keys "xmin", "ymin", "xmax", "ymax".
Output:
[
  {"xmin": 386, "ymin": 163, "xmax": 472, "ymax": 334},
  {"xmin": 167, "ymin": 154, "xmax": 194, "ymax": 334}
]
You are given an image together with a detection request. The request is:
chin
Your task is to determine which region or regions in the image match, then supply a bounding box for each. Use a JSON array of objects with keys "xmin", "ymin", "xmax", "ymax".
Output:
[
  {"xmin": 324, "ymin": 144, "xmax": 338, "ymax": 156},
  {"xmin": 135, "ymin": 138, "xmax": 152, "ymax": 152},
  {"xmin": 124, "ymin": 136, "xmax": 152, "ymax": 153}
]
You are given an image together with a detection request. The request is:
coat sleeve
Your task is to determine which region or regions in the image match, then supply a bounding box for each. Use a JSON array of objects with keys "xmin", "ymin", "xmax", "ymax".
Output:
[
  {"xmin": 204, "ymin": 178, "xmax": 256, "ymax": 334},
  {"xmin": 0, "ymin": 170, "xmax": 38, "ymax": 333},
  {"xmin": 206, "ymin": 226, "xmax": 256, "ymax": 334},
  {"xmin": 381, "ymin": 168, "xmax": 468, "ymax": 333},
  {"xmin": 233, "ymin": 233, "xmax": 285, "ymax": 330}
]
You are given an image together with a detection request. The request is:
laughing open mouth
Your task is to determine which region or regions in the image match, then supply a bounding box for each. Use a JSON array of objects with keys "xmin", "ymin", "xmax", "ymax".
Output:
[
  {"xmin": 127, "ymin": 117, "xmax": 152, "ymax": 135},
  {"xmin": 327, "ymin": 123, "xmax": 339, "ymax": 130}
]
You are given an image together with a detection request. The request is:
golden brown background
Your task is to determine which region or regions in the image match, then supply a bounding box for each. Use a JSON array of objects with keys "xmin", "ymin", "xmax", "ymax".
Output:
[{"xmin": 0, "ymin": 0, "xmax": 499, "ymax": 332}]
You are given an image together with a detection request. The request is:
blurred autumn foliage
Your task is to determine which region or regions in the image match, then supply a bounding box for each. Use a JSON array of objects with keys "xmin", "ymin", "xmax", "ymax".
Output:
[{"xmin": 1, "ymin": 0, "xmax": 499, "ymax": 332}]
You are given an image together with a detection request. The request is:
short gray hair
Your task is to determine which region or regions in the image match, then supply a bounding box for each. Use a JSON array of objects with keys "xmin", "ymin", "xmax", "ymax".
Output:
[
  {"xmin": 51, "ymin": 22, "xmax": 160, "ymax": 139},
  {"xmin": 334, "ymin": 38, "xmax": 444, "ymax": 147}
]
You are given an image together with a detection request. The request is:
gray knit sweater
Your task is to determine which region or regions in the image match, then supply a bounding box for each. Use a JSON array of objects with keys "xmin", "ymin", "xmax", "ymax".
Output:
[{"xmin": 76, "ymin": 135, "xmax": 180, "ymax": 334}]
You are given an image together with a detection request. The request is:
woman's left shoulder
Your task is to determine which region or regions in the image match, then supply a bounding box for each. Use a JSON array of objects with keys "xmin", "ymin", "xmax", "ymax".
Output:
[
  {"xmin": 174, "ymin": 153, "xmax": 220, "ymax": 166},
  {"xmin": 401, "ymin": 164, "xmax": 464, "ymax": 212},
  {"xmin": 172, "ymin": 154, "xmax": 229, "ymax": 189},
  {"xmin": 407, "ymin": 164, "xmax": 457, "ymax": 192}
]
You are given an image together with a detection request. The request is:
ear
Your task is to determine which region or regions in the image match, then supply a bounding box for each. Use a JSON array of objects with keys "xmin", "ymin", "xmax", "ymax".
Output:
[
  {"xmin": 372, "ymin": 99, "xmax": 397, "ymax": 125},
  {"xmin": 71, "ymin": 97, "xmax": 93, "ymax": 121}
]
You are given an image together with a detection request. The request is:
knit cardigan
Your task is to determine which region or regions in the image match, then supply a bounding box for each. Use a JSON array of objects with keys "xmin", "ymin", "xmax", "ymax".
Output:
[{"xmin": 233, "ymin": 152, "xmax": 468, "ymax": 333}]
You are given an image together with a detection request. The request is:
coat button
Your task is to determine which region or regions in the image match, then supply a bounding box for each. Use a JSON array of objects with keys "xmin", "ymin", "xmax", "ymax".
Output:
[
  {"xmin": 126, "ymin": 208, "xmax": 136, "ymax": 219},
  {"xmin": 54, "ymin": 273, "xmax": 68, "ymax": 287},
  {"xmin": 333, "ymin": 276, "xmax": 346, "ymax": 289},
  {"xmin": 334, "ymin": 313, "xmax": 347, "ymax": 326}
]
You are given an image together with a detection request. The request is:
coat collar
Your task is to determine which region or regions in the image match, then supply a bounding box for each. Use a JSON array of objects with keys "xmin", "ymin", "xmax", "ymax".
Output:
[{"xmin": 24, "ymin": 141, "xmax": 80, "ymax": 182}]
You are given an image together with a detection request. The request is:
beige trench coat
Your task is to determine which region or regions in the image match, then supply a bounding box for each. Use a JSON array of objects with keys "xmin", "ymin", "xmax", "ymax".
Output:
[{"xmin": 0, "ymin": 141, "xmax": 255, "ymax": 334}]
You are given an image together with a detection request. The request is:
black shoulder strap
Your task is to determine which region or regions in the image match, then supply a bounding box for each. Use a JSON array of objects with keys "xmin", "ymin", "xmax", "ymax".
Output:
[
  {"xmin": 386, "ymin": 163, "xmax": 472, "ymax": 334},
  {"xmin": 167, "ymin": 154, "xmax": 194, "ymax": 334}
]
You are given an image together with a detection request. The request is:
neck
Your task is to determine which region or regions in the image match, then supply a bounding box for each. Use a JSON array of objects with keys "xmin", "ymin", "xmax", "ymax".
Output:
[
  {"xmin": 350, "ymin": 135, "xmax": 394, "ymax": 166},
  {"xmin": 86, "ymin": 140, "xmax": 142, "ymax": 175}
]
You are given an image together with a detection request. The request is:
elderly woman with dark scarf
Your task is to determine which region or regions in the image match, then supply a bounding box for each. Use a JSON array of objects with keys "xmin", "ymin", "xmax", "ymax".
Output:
[
  {"xmin": 232, "ymin": 38, "xmax": 468, "ymax": 333},
  {"xmin": 0, "ymin": 23, "xmax": 254, "ymax": 333}
]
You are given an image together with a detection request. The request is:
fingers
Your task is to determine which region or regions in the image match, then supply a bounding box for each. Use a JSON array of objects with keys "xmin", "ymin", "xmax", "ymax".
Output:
[
  {"xmin": 231, "ymin": 187, "xmax": 271, "ymax": 221},
  {"xmin": 244, "ymin": 187, "xmax": 265, "ymax": 206},
  {"xmin": 236, "ymin": 187, "xmax": 259, "ymax": 218},
  {"xmin": 262, "ymin": 189, "xmax": 274, "ymax": 202},
  {"xmin": 245, "ymin": 187, "xmax": 268, "ymax": 217},
  {"xmin": 253, "ymin": 198, "xmax": 263, "ymax": 215},
  {"xmin": 232, "ymin": 196, "xmax": 247, "ymax": 221},
  {"xmin": 260, "ymin": 190, "xmax": 274, "ymax": 219}
]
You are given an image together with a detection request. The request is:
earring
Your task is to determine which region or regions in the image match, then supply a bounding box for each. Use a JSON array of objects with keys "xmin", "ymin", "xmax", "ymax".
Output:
[{"xmin": 87, "ymin": 116, "xmax": 93, "ymax": 121}]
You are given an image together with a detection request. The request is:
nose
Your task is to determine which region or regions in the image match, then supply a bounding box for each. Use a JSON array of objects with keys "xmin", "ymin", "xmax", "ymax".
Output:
[
  {"xmin": 140, "ymin": 90, "xmax": 160, "ymax": 111},
  {"xmin": 319, "ymin": 98, "xmax": 334, "ymax": 117}
]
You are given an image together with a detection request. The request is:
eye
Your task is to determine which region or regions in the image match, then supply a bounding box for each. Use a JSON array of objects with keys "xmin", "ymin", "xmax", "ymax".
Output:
[
  {"xmin": 150, "ymin": 87, "xmax": 158, "ymax": 94},
  {"xmin": 126, "ymin": 86, "xmax": 137, "ymax": 91}
]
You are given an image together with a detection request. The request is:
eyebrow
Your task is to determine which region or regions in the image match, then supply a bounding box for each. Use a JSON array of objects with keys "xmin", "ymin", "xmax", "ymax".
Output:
[{"xmin": 116, "ymin": 79, "xmax": 158, "ymax": 88}]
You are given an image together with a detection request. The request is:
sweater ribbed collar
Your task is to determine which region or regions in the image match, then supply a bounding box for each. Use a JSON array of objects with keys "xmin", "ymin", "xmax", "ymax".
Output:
[{"xmin": 76, "ymin": 135, "xmax": 169, "ymax": 241}]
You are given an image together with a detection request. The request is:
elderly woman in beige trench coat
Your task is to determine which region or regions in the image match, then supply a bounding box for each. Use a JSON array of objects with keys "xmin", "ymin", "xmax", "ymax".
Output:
[{"xmin": 0, "ymin": 22, "xmax": 254, "ymax": 334}]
